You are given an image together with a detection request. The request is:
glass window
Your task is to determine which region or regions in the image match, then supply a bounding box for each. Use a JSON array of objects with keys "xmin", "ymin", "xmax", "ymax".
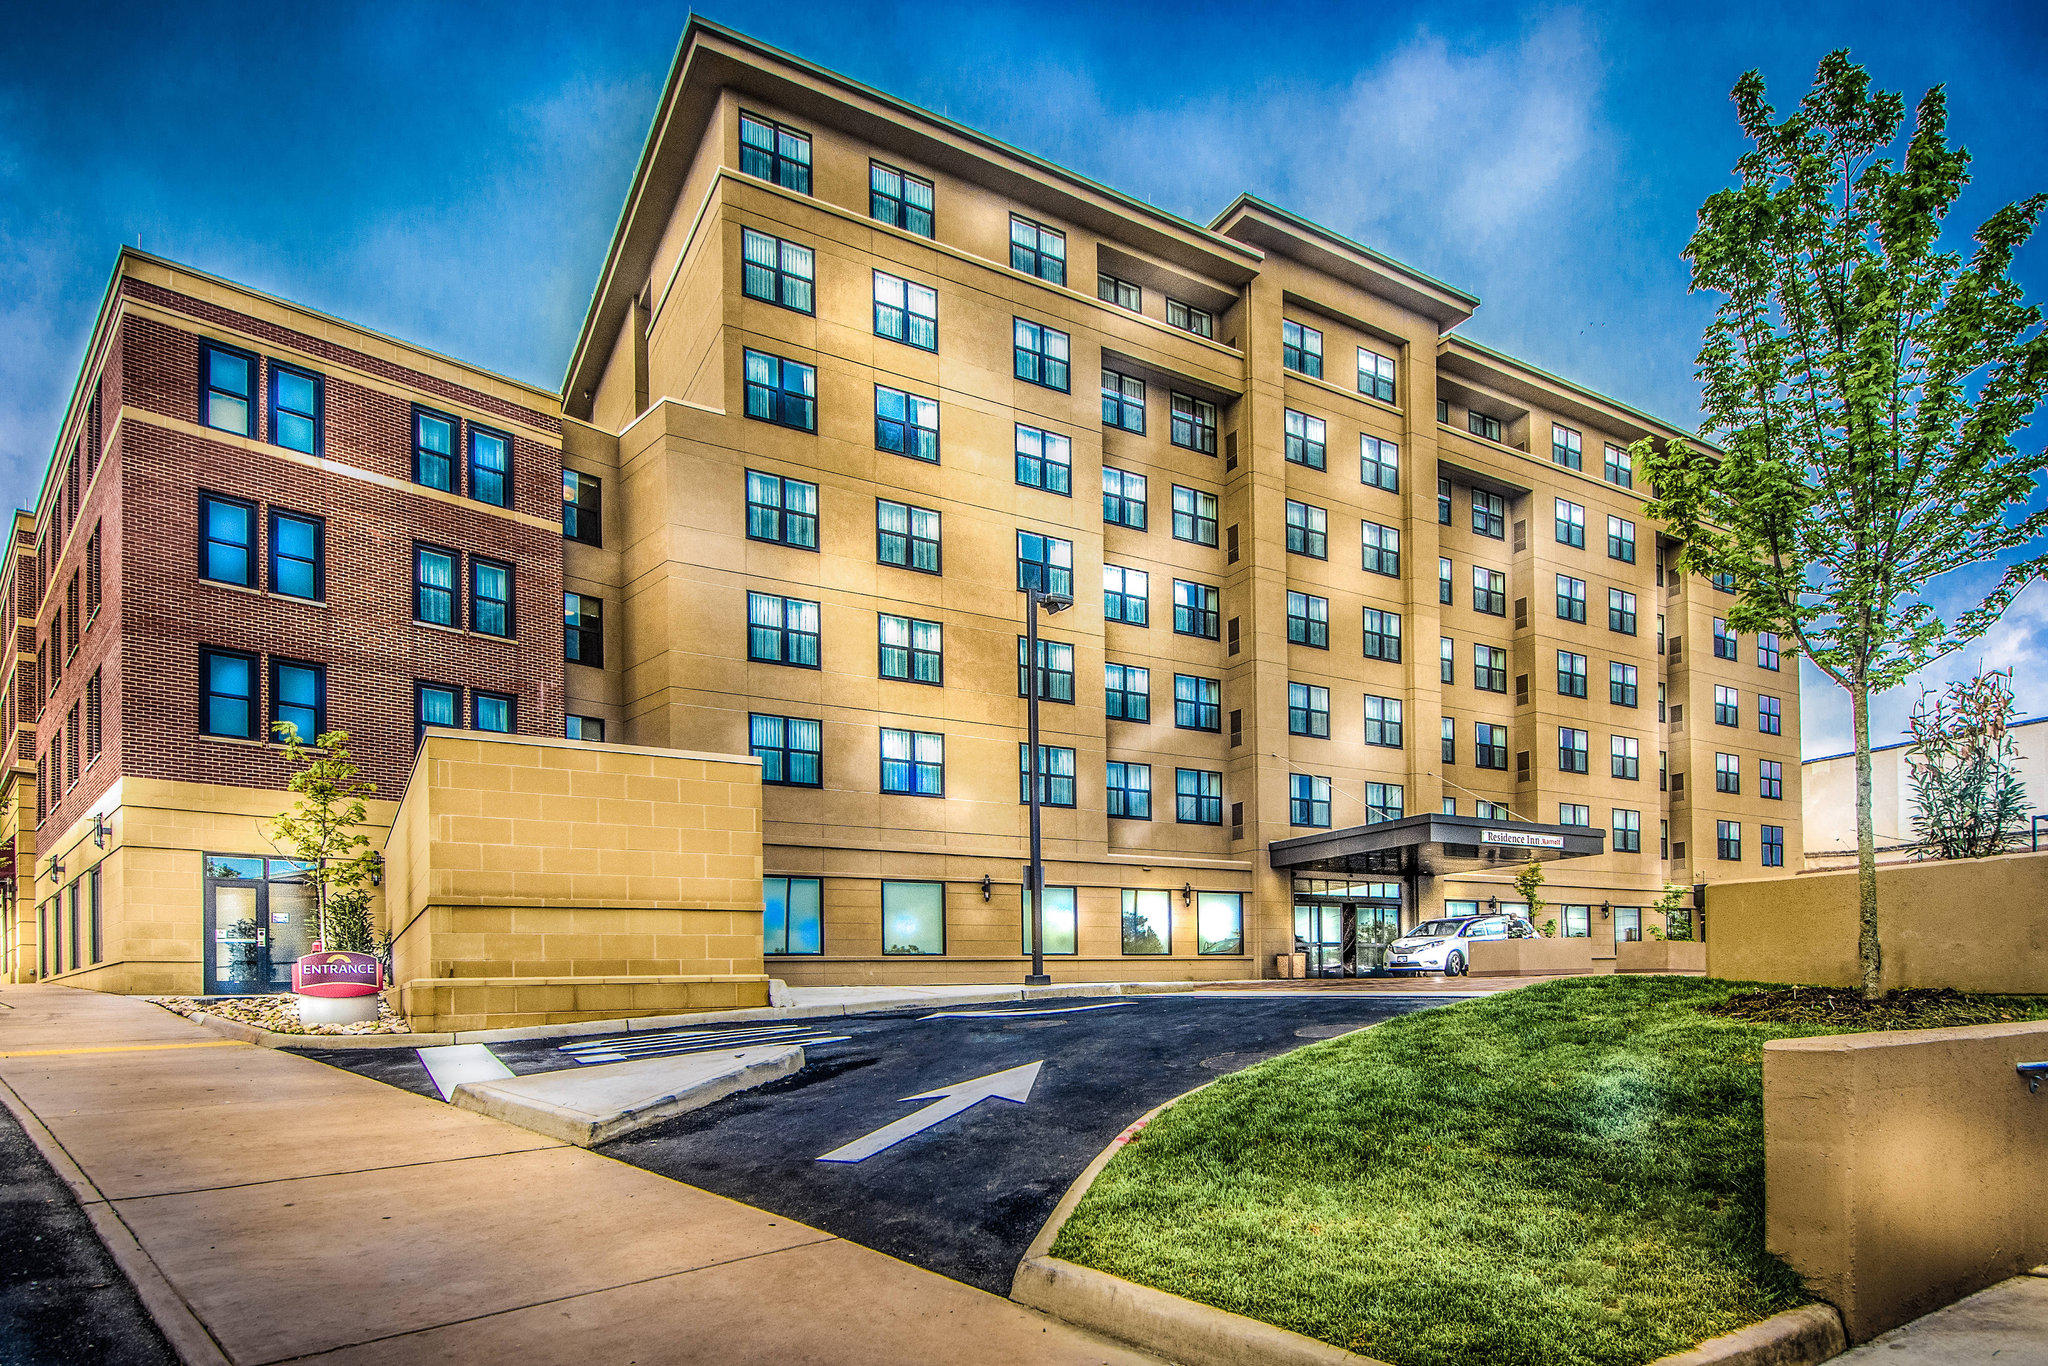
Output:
[
  {"xmin": 1361, "ymin": 436, "xmax": 1399, "ymax": 492},
  {"xmin": 1105, "ymin": 663, "xmax": 1151, "ymax": 722},
  {"xmin": 414, "ymin": 407, "xmax": 457, "ymax": 491},
  {"xmin": 1559, "ymin": 727, "xmax": 1589, "ymax": 773},
  {"xmin": 1613, "ymin": 809, "xmax": 1642, "ymax": 853},
  {"xmin": 764, "ymin": 876, "xmax": 824, "ymax": 954},
  {"xmin": 566, "ymin": 715, "xmax": 605, "ymax": 742},
  {"xmin": 1121, "ymin": 888, "xmax": 1172, "ymax": 953},
  {"xmin": 472, "ymin": 691, "xmax": 514, "ymax": 732},
  {"xmin": 1362, "ymin": 521, "xmax": 1400, "ymax": 576},
  {"xmin": 744, "ymin": 350, "xmax": 818, "ymax": 431},
  {"xmin": 1553, "ymin": 424, "xmax": 1583, "ymax": 470},
  {"xmin": 1287, "ymin": 682, "xmax": 1329, "ymax": 738},
  {"xmin": 1172, "ymin": 580, "xmax": 1219, "ymax": 639},
  {"xmin": 468, "ymin": 426, "xmax": 511, "ymax": 508},
  {"xmin": 1438, "ymin": 477, "xmax": 1452, "ymax": 525},
  {"xmin": 876, "ymin": 499, "xmax": 941, "ymax": 574},
  {"xmin": 870, "ymin": 161, "xmax": 934, "ymax": 236},
  {"xmin": 1762, "ymin": 825, "xmax": 1785, "ymax": 867},
  {"xmin": 200, "ymin": 493, "xmax": 256, "ymax": 587},
  {"xmin": 269, "ymin": 659, "xmax": 325, "ymax": 742},
  {"xmin": 1018, "ymin": 743, "xmax": 1076, "ymax": 807},
  {"xmin": 875, "ymin": 385, "xmax": 939, "ymax": 463},
  {"xmin": 1611, "ymin": 662, "xmax": 1638, "ymax": 707},
  {"xmin": 1560, "ymin": 804, "xmax": 1591, "ymax": 827},
  {"xmin": 739, "ymin": 112, "xmax": 811, "ymax": 193},
  {"xmin": 1363, "ymin": 608, "xmax": 1402, "ymax": 662},
  {"xmin": 414, "ymin": 545, "xmax": 457, "ymax": 627},
  {"xmin": 1468, "ymin": 410, "xmax": 1503, "ymax": 442},
  {"xmin": 1609, "ymin": 589, "xmax": 1638, "ymax": 635},
  {"xmin": 741, "ymin": 228, "xmax": 816, "ymax": 313},
  {"xmin": 1557, "ymin": 574, "xmax": 1587, "ymax": 623},
  {"xmin": 1101, "ymin": 467, "xmax": 1146, "ymax": 528},
  {"xmin": 880, "ymin": 728, "xmax": 945, "ymax": 796},
  {"xmin": 1170, "ymin": 393, "xmax": 1218, "ymax": 454},
  {"xmin": 416, "ymin": 682, "xmax": 458, "ymax": 736},
  {"xmin": 1439, "ymin": 557, "xmax": 1453, "ymax": 605},
  {"xmin": 1287, "ymin": 591, "xmax": 1328, "ymax": 648},
  {"xmin": 1441, "ymin": 715, "xmax": 1456, "ymax": 763},
  {"xmin": 1475, "ymin": 722, "xmax": 1508, "ymax": 770},
  {"xmin": 269, "ymin": 364, "xmax": 321, "ymax": 454},
  {"xmin": 1716, "ymin": 751, "xmax": 1741, "ymax": 793},
  {"xmin": 1104, "ymin": 564, "xmax": 1148, "ymax": 625},
  {"xmin": 1098, "ymin": 273, "xmax": 1141, "ymax": 311},
  {"xmin": 1022, "ymin": 886, "xmax": 1078, "ymax": 955},
  {"xmin": 1281, "ymin": 319, "xmax": 1322, "ymax": 378},
  {"xmin": 563, "ymin": 469, "xmax": 602, "ymax": 546},
  {"xmin": 1715, "ymin": 685, "xmax": 1740, "ymax": 726},
  {"xmin": 1175, "ymin": 769, "xmax": 1222, "ymax": 825},
  {"xmin": 1106, "ymin": 761, "xmax": 1151, "ymax": 817},
  {"xmin": 1290, "ymin": 774, "xmax": 1332, "ymax": 827},
  {"xmin": 1175, "ymin": 674, "xmax": 1222, "ymax": 732},
  {"xmin": 1017, "ymin": 532, "xmax": 1073, "ymax": 596},
  {"xmin": 1284, "ymin": 410, "xmax": 1326, "ymax": 470},
  {"xmin": 1604, "ymin": 443, "xmax": 1633, "ymax": 488},
  {"xmin": 1562, "ymin": 905, "xmax": 1590, "ymax": 938},
  {"xmin": 1472, "ymin": 489, "xmax": 1505, "ymax": 538},
  {"xmin": 750, "ymin": 714, "xmax": 822, "ymax": 787},
  {"xmin": 470, "ymin": 557, "xmax": 513, "ymax": 638},
  {"xmin": 746, "ymin": 592, "xmax": 821, "ymax": 667},
  {"xmin": 1285, "ymin": 500, "xmax": 1326, "ymax": 558},
  {"xmin": 201, "ymin": 343, "xmax": 255, "ymax": 437},
  {"xmin": 1718, "ymin": 820, "xmax": 1742, "ymax": 861},
  {"xmin": 873, "ymin": 270, "xmax": 938, "ymax": 350},
  {"xmin": 1613, "ymin": 734, "xmax": 1640, "ymax": 779},
  {"xmin": 880, "ymin": 615, "xmax": 944, "ymax": 685},
  {"xmin": 1364, "ymin": 695, "xmax": 1402, "ymax": 748},
  {"xmin": 1014, "ymin": 319, "xmax": 1071, "ymax": 391},
  {"xmin": 1608, "ymin": 515, "xmax": 1637, "ymax": 563},
  {"xmin": 1166, "ymin": 298, "xmax": 1214, "ymax": 338},
  {"xmin": 1172, "ymin": 486, "xmax": 1218, "ymax": 546},
  {"xmin": 1758, "ymin": 632, "xmax": 1782, "ymax": 670},
  {"xmin": 1358, "ymin": 346, "xmax": 1396, "ymax": 403},
  {"xmin": 1440, "ymin": 636, "xmax": 1455, "ymax": 684},
  {"xmin": 1759, "ymin": 695, "xmax": 1782, "ymax": 735},
  {"xmin": 1196, "ymin": 892, "xmax": 1242, "ymax": 954},
  {"xmin": 745, "ymin": 470, "xmax": 820, "ymax": 549},
  {"xmin": 1366, "ymin": 782, "xmax": 1404, "ymax": 823},
  {"xmin": 1009, "ymin": 215, "xmax": 1066, "ymax": 284},
  {"xmin": 1713, "ymin": 618, "xmax": 1738, "ymax": 660},
  {"xmin": 566, "ymin": 592, "xmax": 606, "ymax": 666},
  {"xmin": 1474, "ymin": 567, "xmax": 1507, "ymax": 616},
  {"xmin": 1017, "ymin": 636, "xmax": 1073, "ymax": 702},
  {"xmin": 1761, "ymin": 759, "xmax": 1784, "ymax": 800},
  {"xmin": 201, "ymin": 648, "xmax": 256, "ymax": 739},
  {"xmin": 1558, "ymin": 650, "xmax": 1587, "ymax": 698},
  {"xmin": 1555, "ymin": 498, "xmax": 1585, "ymax": 548},
  {"xmin": 881, "ymin": 880, "xmax": 945, "ymax": 954},
  {"xmin": 1100, "ymin": 369, "xmax": 1145, "ymax": 433},
  {"xmin": 1475, "ymin": 645, "xmax": 1507, "ymax": 693}
]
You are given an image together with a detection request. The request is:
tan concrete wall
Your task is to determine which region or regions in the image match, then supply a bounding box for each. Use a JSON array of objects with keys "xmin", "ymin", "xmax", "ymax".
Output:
[
  {"xmin": 384, "ymin": 733, "xmax": 770, "ymax": 1031},
  {"xmin": 1467, "ymin": 937, "xmax": 1610, "ymax": 976},
  {"xmin": 1706, "ymin": 851, "xmax": 2048, "ymax": 993},
  {"xmin": 1764, "ymin": 1020, "xmax": 2048, "ymax": 1341},
  {"xmin": 1614, "ymin": 939, "xmax": 1705, "ymax": 974}
]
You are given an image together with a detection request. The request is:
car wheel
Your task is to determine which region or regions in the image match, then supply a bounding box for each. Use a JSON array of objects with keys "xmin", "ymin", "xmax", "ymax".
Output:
[{"xmin": 1445, "ymin": 952, "xmax": 1465, "ymax": 977}]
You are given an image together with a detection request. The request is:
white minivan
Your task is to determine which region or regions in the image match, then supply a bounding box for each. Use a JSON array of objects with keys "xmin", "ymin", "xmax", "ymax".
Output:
[{"xmin": 1385, "ymin": 914, "xmax": 1537, "ymax": 976}]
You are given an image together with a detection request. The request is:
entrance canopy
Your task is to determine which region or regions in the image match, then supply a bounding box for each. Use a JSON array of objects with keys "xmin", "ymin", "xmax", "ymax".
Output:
[{"xmin": 1269, "ymin": 813, "xmax": 1605, "ymax": 879}]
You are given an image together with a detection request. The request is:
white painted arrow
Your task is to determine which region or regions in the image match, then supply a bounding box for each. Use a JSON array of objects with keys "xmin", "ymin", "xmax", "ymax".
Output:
[{"xmin": 817, "ymin": 1061, "xmax": 1043, "ymax": 1163}]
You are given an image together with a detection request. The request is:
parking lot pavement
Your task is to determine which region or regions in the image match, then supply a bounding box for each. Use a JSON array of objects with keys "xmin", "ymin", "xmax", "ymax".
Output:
[{"xmin": 303, "ymin": 992, "xmax": 1446, "ymax": 1292}]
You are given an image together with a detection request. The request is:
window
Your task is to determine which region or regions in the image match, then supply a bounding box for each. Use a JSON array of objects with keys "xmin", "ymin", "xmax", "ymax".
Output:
[
  {"xmin": 1284, "ymin": 410, "xmax": 1326, "ymax": 470},
  {"xmin": 1754, "ymin": 823, "xmax": 1785, "ymax": 868},
  {"xmin": 1101, "ymin": 467, "xmax": 1146, "ymax": 528},
  {"xmin": 566, "ymin": 715, "xmax": 605, "ymax": 742},
  {"xmin": 269, "ymin": 364, "xmax": 322, "ymax": 454},
  {"xmin": 1718, "ymin": 820, "xmax": 1742, "ymax": 861},
  {"xmin": 1098, "ymin": 273, "xmax": 1141, "ymax": 312},
  {"xmin": 1715, "ymin": 685, "xmax": 1740, "ymax": 726},
  {"xmin": 473, "ymin": 691, "xmax": 515, "ymax": 734},
  {"xmin": 413, "ymin": 545, "xmax": 457, "ymax": 627},
  {"xmin": 1287, "ymin": 591, "xmax": 1328, "ymax": 648},
  {"xmin": 1104, "ymin": 565, "xmax": 1148, "ymax": 625},
  {"xmin": 879, "ymin": 615, "xmax": 943, "ymax": 685},
  {"xmin": 413, "ymin": 407, "xmax": 457, "ymax": 491},
  {"xmin": 1713, "ymin": 571, "xmax": 1737, "ymax": 593},
  {"xmin": 1020, "ymin": 885, "xmax": 1079, "ymax": 957},
  {"xmin": 1608, "ymin": 516, "xmax": 1637, "ymax": 564},
  {"xmin": 1366, "ymin": 782, "xmax": 1404, "ymax": 823},
  {"xmin": 1170, "ymin": 394, "xmax": 1217, "ymax": 453},
  {"xmin": 201, "ymin": 343, "xmax": 256, "ymax": 436},
  {"xmin": 1009, "ymin": 215, "xmax": 1066, "ymax": 284},
  {"xmin": 1557, "ymin": 651, "xmax": 1587, "ymax": 698},
  {"xmin": 1361, "ymin": 522, "xmax": 1400, "ymax": 577},
  {"xmin": 1285, "ymin": 501, "xmax": 1327, "ymax": 558},
  {"xmin": 1760, "ymin": 759, "xmax": 1784, "ymax": 800},
  {"xmin": 469, "ymin": 557, "xmax": 513, "ymax": 638},
  {"xmin": 1017, "ymin": 636, "xmax": 1073, "ymax": 702},
  {"xmin": 1172, "ymin": 486, "xmax": 1219, "ymax": 547},
  {"xmin": 1017, "ymin": 532, "xmax": 1074, "ymax": 596},
  {"xmin": 1358, "ymin": 346, "xmax": 1396, "ymax": 403},
  {"xmin": 1713, "ymin": 618, "xmax": 1737, "ymax": 660},
  {"xmin": 1552, "ymin": 423, "xmax": 1583, "ymax": 470},
  {"xmin": 1611, "ymin": 808, "xmax": 1642, "ymax": 854},
  {"xmin": 1167, "ymin": 298, "xmax": 1214, "ymax": 338},
  {"xmin": 1440, "ymin": 636, "xmax": 1455, "ymax": 684},
  {"xmin": 1364, "ymin": 695, "xmax": 1403, "ymax": 748},
  {"xmin": 740, "ymin": 229, "xmax": 815, "ymax": 313},
  {"xmin": 745, "ymin": 471, "xmax": 819, "ymax": 549},
  {"xmin": 1438, "ymin": 477, "xmax": 1452, "ymax": 525},
  {"xmin": 1716, "ymin": 752, "xmax": 1741, "ymax": 794},
  {"xmin": 744, "ymin": 351, "xmax": 817, "ymax": 431},
  {"xmin": 1612, "ymin": 735, "xmax": 1640, "ymax": 780},
  {"xmin": 200, "ymin": 648, "xmax": 257, "ymax": 739},
  {"xmin": 1173, "ymin": 581, "xmax": 1219, "ymax": 639},
  {"xmin": 1197, "ymin": 892, "xmax": 1243, "ymax": 955},
  {"xmin": 563, "ymin": 470, "xmax": 602, "ymax": 546},
  {"xmin": 1474, "ymin": 568, "xmax": 1507, "ymax": 616},
  {"xmin": 1122, "ymin": 888, "xmax": 1173, "ymax": 953},
  {"xmin": 1559, "ymin": 804, "xmax": 1591, "ymax": 827},
  {"xmin": 85, "ymin": 669, "xmax": 101, "ymax": 764},
  {"xmin": 86, "ymin": 523, "xmax": 101, "ymax": 617},
  {"xmin": 738, "ymin": 112, "xmax": 811, "ymax": 192},
  {"xmin": 746, "ymin": 593, "xmax": 818, "ymax": 667},
  {"xmin": 1469, "ymin": 410, "xmax": 1503, "ymax": 442},
  {"xmin": 1441, "ymin": 716, "xmax": 1456, "ymax": 764},
  {"xmin": 415, "ymin": 682, "xmax": 459, "ymax": 738},
  {"xmin": 875, "ymin": 385, "xmax": 940, "ymax": 463},
  {"xmin": 1013, "ymin": 318, "xmax": 1071, "ymax": 391},
  {"xmin": 1287, "ymin": 682, "xmax": 1329, "ymax": 738},
  {"xmin": 1281, "ymin": 320, "xmax": 1323, "ymax": 378},
  {"xmin": 873, "ymin": 270, "xmax": 938, "ymax": 350},
  {"xmin": 1611, "ymin": 662, "xmax": 1639, "ymax": 708},
  {"xmin": 1019, "ymin": 743, "xmax": 1076, "ymax": 807},
  {"xmin": 1561, "ymin": 905, "xmax": 1591, "ymax": 939},
  {"xmin": 870, "ymin": 161, "xmax": 933, "ymax": 236},
  {"xmin": 566, "ymin": 592, "xmax": 606, "ymax": 667},
  {"xmin": 1471, "ymin": 489, "xmax": 1505, "ymax": 538},
  {"xmin": 1559, "ymin": 727, "xmax": 1589, "ymax": 774},
  {"xmin": 467, "ymin": 426, "xmax": 511, "ymax": 508},
  {"xmin": 1758, "ymin": 695, "xmax": 1782, "ymax": 736},
  {"xmin": 1557, "ymin": 574, "xmax": 1587, "ymax": 623},
  {"xmin": 1362, "ymin": 608, "xmax": 1402, "ymax": 663},
  {"xmin": 1176, "ymin": 674, "xmax": 1222, "ymax": 732},
  {"xmin": 269, "ymin": 659, "xmax": 325, "ymax": 742},
  {"xmin": 1475, "ymin": 645, "xmax": 1507, "ymax": 693},
  {"xmin": 1106, "ymin": 762, "xmax": 1152, "ymax": 819},
  {"xmin": 1175, "ymin": 768, "xmax": 1222, "ymax": 824},
  {"xmin": 1609, "ymin": 589, "xmax": 1638, "ymax": 635},
  {"xmin": 66, "ymin": 576, "xmax": 77, "ymax": 657},
  {"xmin": 200, "ymin": 494, "xmax": 256, "ymax": 587},
  {"xmin": 764, "ymin": 876, "xmax": 824, "ymax": 955},
  {"xmin": 1438, "ymin": 557, "xmax": 1453, "ymax": 605},
  {"xmin": 1758, "ymin": 632, "xmax": 1782, "ymax": 670},
  {"xmin": 881, "ymin": 880, "xmax": 944, "ymax": 954},
  {"xmin": 880, "ymin": 729, "xmax": 944, "ymax": 796},
  {"xmin": 1290, "ymin": 774, "xmax": 1332, "ymax": 827},
  {"xmin": 876, "ymin": 499, "xmax": 941, "ymax": 574},
  {"xmin": 1106, "ymin": 663, "xmax": 1150, "ymax": 722},
  {"xmin": 1604, "ymin": 443, "xmax": 1633, "ymax": 488},
  {"xmin": 1555, "ymin": 499, "xmax": 1585, "ymax": 548}
]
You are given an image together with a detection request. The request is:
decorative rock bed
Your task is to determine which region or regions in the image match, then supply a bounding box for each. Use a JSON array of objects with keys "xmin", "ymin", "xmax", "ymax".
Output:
[{"xmin": 147, "ymin": 994, "xmax": 410, "ymax": 1036}]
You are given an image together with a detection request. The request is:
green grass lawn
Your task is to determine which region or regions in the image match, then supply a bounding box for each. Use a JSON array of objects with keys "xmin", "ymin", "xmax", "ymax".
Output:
[{"xmin": 1050, "ymin": 976, "xmax": 2048, "ymax": 1366}]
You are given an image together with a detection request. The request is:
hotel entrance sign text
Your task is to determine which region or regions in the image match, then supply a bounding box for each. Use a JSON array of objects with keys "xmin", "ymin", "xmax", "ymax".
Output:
[{"xmin": 1479, "ymin": 829, "xmax": 1566, "ymax": 850}]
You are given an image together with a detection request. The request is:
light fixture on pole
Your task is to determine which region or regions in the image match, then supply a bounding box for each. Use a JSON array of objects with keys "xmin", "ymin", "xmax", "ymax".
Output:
[{"xmin": 1023, "ymin": 579, "xmax": 1072, "ymax": 987}]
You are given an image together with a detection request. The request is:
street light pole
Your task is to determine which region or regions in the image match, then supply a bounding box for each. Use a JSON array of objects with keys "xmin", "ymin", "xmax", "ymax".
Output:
[{"xmin": 1023, "ymin": 581, "xmax": 1071, "ymax": 987}]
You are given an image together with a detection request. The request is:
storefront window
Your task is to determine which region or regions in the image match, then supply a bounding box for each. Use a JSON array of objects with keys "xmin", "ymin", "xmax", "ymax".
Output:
[
  {"xmin": 1021, "ymin": 886, "xmax": 1077, "ymax": 955},
  {"xmin": 1614, "ymin": 906, "xmax": 1642, "ymax": 942},
  {"xmin": 881, "ymin": 881, "xmax": 945, "ymax": 955},
  {"xmin": 1121, "ymin": 889, "xmax": 1172, "ymax": 955},
  {"xmin": 764, "ymin": 877, "xmax": 823, "ymax": 955},
  {"xmin": 1196, "ymin": 892, "xmax": 1243, "ymax": 955},
  {"xmin": 1562, "ymin": 904, "xmax": 1590, "ymax": 937}
]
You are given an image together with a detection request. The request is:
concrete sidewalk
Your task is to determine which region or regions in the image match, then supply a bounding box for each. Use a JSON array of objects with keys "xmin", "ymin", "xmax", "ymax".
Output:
[
  {"xmin": 1835, "ymin": 1272, "xmax": 2048, "ymax": 1364},
  {"xmin": 0, "ymin": 983, "xmax": 1158, "ymax": 1366}
]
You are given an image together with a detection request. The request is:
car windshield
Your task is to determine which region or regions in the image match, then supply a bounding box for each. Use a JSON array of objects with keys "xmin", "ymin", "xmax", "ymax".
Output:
[{"xmin": 1409, "ymin": 920, "xmax": 1470, "ymax": 938}]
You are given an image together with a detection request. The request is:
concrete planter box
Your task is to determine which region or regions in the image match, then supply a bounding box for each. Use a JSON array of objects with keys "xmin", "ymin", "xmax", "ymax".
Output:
[
  {"xmin": 1467, "ymin": 938, "xmax": 1600, "ymax": 976},
  {"xmin": 1616, "ymin": 940, "xmax": 1708, "ymax": 975}
]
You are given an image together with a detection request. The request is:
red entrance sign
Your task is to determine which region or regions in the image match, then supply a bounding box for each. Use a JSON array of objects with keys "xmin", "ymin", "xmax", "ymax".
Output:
[{"xmin": 293, "ymin": 950, "xmax": 383, "ymax": 998}]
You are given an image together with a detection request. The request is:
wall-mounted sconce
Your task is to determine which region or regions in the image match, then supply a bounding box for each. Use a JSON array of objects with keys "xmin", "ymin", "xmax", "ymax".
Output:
[
  {"xmin": 91, "ymin": 813, "xmax": 111, "ymax": 849},
  {"xmin": 980, "ymin": 874, "xmax": 992, "ymax": 902},
  {"xmin": 1180, "ymin": 882, "xmax": 1193, "ymax": 907},
  {"xmin": 1600, "ymin": 901, "xmax": 1611, "ymax": 919},
  {"xmin": 1486, "ymin": 896, "xmax": 1499, "ymax": 913},
  {"xmin": 369, "ymin": 852, "xmax": 385, "ymax": 888},
  {"xmin": 46, "ymin": 858, "xmax": 64, "ymax": 883}
]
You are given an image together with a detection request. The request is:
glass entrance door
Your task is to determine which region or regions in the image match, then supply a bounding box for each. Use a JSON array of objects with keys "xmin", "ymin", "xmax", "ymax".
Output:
[
  {"xmin": 206, "ymin": 880, "xmax": 266, "ymax": 994},
  {"xmin": 202, "ymin": 856, "xmax": 318, "ymax": 994}
]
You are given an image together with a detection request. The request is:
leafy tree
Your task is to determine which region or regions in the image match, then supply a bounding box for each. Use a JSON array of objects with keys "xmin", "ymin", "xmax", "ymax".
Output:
[
  {"xmin": 264, "ymin": 725, "xmax": 380, "ymax": 954},
  {"xmin": 1652, "ymin": 883, "xmax": 1696, "ymax": 941},
  {"xmin": 1638, "ymin": 52, "xmax": 2048, "ymax": 997},
  {"xmin": 1906, "ymin": 669, "xmax": 2031, "ymax": 858},
  {"xmin": 1512, "ymin": 859, "xmax": 1547, "ymax": 926}
]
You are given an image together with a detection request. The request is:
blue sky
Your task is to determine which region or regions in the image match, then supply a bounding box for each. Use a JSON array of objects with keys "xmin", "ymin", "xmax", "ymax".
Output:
[{"xmin": 3, "ymin": 0, "xmax": 2044, "ymax": 756}]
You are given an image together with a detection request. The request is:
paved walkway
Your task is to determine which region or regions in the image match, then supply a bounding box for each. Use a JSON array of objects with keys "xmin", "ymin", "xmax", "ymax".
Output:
[
  {"xmin": 0, "ymin": 983, "xmax": 1158, "ymax": 1365},
  {"xmin": 1192, "ymin": 972, "xmax": 1562, "ymax": 994},
  {"xmin": 1836, "ymin": 1272, "xmax": 2048, "ymax": 1364}
]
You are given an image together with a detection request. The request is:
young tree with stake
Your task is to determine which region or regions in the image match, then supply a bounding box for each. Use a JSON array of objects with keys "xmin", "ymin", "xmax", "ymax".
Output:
[{"xmin": 1638, "ymin": 53, "xmax": 2047, "ymax": 999}]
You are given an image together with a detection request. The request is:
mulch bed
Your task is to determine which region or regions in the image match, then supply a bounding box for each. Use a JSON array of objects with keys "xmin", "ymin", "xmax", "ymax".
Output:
[
  {"xmin": 1703, "ymin": 985, "xmax": 2048, "ymax": 1030},
  {"xmin": 146, "ymin": 995, "xmax": 411, "ymax": 1036}
]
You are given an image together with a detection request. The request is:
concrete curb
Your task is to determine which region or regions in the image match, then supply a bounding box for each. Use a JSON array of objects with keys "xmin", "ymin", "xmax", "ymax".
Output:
[
  {"xmin": 449, "ymin": 1045, "xmax": 805, "ymax": 1146},
  {"xmin": 1646, "ymin": 1305, "xmax": 1847, "ymax": 1366}
]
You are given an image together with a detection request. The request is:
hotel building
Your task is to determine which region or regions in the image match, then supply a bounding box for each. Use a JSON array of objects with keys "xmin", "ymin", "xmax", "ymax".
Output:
[{"xmin": 1, "ymin": 19, "xmax": 1799, "ymax": 998}]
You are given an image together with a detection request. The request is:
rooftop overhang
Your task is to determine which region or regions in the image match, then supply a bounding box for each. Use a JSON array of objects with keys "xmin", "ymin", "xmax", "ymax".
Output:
[
  {"xmin": 1269, "ymin": 814, "xmax": 1605, "ymax": 879},
  {"xmin": 1435, "ymin": 336, "xmax": 1714, "ymax": 452},
  {"xmin": 1211, "ymin": 195, "xmax": 1478, "ymax": 333}
]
